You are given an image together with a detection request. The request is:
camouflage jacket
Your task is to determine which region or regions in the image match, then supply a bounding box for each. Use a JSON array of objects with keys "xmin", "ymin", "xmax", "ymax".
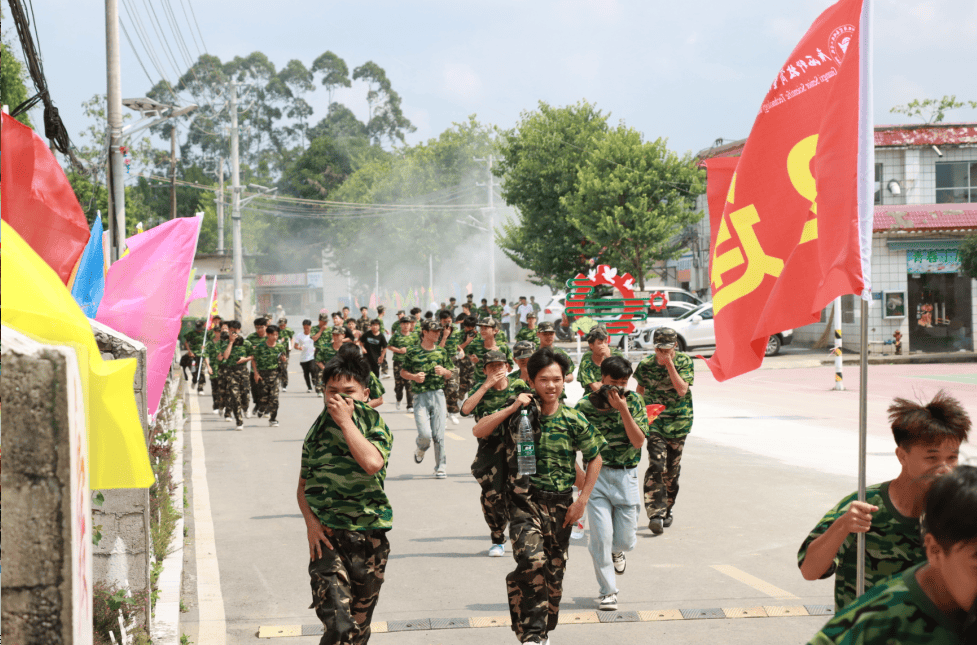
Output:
[
  {"xmin": 312, "ymin": 324, "xmax": 331, "ymax": 351},
  {"xmin": 278, "ymin": 328, "xmax": 294, "ymax": 346},
  {"xmin": 369, "ymin": 372, "xmax": 385, "ymax": 401},
  {"xmin": 245, "ymin": 332, "xmax": 265, "ymax": 347},
  {"xmin": 204, "ymin": 339, "xmax": 222, "ymax": 374},
  {"xmin": 633, "ymin": 352, "xmax": 694, "ymax": 438},
  {"xmin": 797, "ymin": 481, "xmax": 925, "ymax": 612},
  {"xmin": 488, "ymin": 304, "xmax": 503, "ymax": 319},
  {"xmin": 437, "ymin": 326, "xmax": 461, "ymax": 369},
  {"xmin": 544, "ymin": 345, "xmax": 576, "ymax": 376},
  {"xmin": 806, "ymin": 564, "xmax": 963, "ymax": 645},
  {"xmin": 252, "ymin": 340, "xmax": 285, "ymax": 371},
  {"xmin": 508, "ymin": 402, "xmax": 606, "ymax": 493},
  {"xmin": 315, "ymin": 341, "xmax": 343, "ymax": 365},
  {"xmin": 468, "ymin": 338, "xmax": 513, "ymax": 382},
  {"xmin": 301, "ymin": 399, "xmax": 393, "ymax": 531},
  {"xmin": 402, "ymin": 344, "xmax": 451, "ymax": 394},
  {"xmin": 467, "ymin": 377, "xmax": 532, "ymax": 477},
  {"xmin": 388, "ymin": 329, "xmax": 415, "ymax": 365},
  {"xmin": 356, "ymin": 317, "xmax": 372, "ymax": 333},
  {"xmin": 515, "ymin": 327, "xmax": 539, "ymax": 345},
  {"xmin": 184, "ymin": 330, "xmax": 205, "ymax": 353},
  {"xmin": 221, "ymin": 339, "xmax": 252, "ymax": 369},
  {"xmin": 574, "ymin": 390, "xmax": 650, "ymax": 468},
  {"xmin": 577, "ymin": 349, "xmax": 626, "ymax": 390}
]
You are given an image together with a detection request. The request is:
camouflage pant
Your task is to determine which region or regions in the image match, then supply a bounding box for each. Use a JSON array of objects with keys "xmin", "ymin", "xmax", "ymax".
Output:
[
  {"xmin": 379, "ymin": 354, "xmax": 389, "ymax": 376},
  {"xmin": 224, "ymin": 367, "xmax": 248, "ymax": 425},
  {"xmin": 190, "ymin": 356, "xmax": 206, "ymax": 389},
  {"xmin": 643, "ymin": 434, "xmax": 686, "ymax": 519},
  {"xmin": 458, "ymin": 355, "xmax": 475, "ymax": 395},
  {"xmin": 393, "ymin": 363, "xmax": 413, "ymax": 407},
  {"xmin": 250, "ymin": 370, "xmax": 261, "ymax": 412},
  {"xmin": 255, "ymin": 369, "xmax": 280, "ymax": 421},
  {"xmin": 443, "ymin": 368, "xmax": 461, "ymax": 414},
  {"xmin": 506, "ymin": 487, "xmax": 573, "ymax": 643},
  {"xmin": 473, "ymin": 457, "xmax": 509, "ymax": 544},
  {"xmin": 210, "ymin": 371, "xmax": 224, "ymax": 411},
  {"xmin": 279, "ymin": 351, "xmax": 289, "ymax": 388},
  {"xmin": 308, "ymin": 528, "xmax": 390, "ymax": 645}
]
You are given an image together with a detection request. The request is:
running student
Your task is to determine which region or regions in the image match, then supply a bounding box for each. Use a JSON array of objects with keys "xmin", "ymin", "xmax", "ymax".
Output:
[
  {"xmin": 805, "ymin": 465, "xmax": 977, "ymax": 645},
  {"xmin": 388, "ymin": 316, "xmax": 415, "ymax": 411},
  {"xmin": 401, "ymin": 319, "xmax": 454, "ymax": 479},
  {"xmin": 298, "ymin": 352, "xmax": 393, "ymax": 645},
  {"xmin": 798, "ymin": 390, "xmax": 971, "ymax": 611},
  {"xmin": 294, "ymin": 319, "xmax": 317, "ymax": 393}
]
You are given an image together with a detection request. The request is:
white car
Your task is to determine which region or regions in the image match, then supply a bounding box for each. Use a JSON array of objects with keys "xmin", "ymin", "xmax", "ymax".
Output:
[
  {"xmin": 625, "ymin": 301, "xmax": 700, "ymax": 349},
  {"xmin": 643, "ymin": 303, "xmax": 794, "ymax": 357}
]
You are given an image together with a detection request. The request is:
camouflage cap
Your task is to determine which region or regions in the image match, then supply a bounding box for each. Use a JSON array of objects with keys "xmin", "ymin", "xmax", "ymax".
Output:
[
  {"xmin": 330, "ymin": 326, "xmax": 345, "ymax": 335},
  {"xmin": 585, "ymin": 325, "xmax": 609, "ymax": 342},
  {"xmin": 653, "ymin": 327, "xmax": 678, "ymax": 349},
  {"xmin": 398, "ymin": 316, "xmax": 412, "ymax": 325},
  {"xmin": 537, "ymin": 321, "xmax": 557, "ymax": 333},
  {"xmin": 420, "ymin": 319, "xmax": 443, "ymax": 332},
  {"xmin": 484, "ymin": 349, "xmax": 509, "ymax": 365},
  {"xmin": 526, "ymin": 311, "xmax": 537, "ymax": 319},
  {"xmin": 512, "ymin": 340, "xmax": 536, "ymax": 359},
  {"xmin": 278, "ymin": 317, "xmax": 287, "ymax": 324},
  {"xmin": 194, "ymin": 319, "xmax": 205, "ymax": 328},
  {"xmin": 477, "ymin": 316, "xmax": 499, "ymax": 328},
  {"xmin": 318, "ymin": 311, "xmax": 330, "ymax": 321}
]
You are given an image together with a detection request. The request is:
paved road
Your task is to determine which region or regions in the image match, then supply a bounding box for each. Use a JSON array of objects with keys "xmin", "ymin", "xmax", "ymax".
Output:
[{"xmin": 178, "ymin": 354, "xmax": 975, "ymax": 645}]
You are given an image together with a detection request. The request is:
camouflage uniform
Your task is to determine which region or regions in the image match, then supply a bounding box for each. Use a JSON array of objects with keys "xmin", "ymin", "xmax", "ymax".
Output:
[
  {"xmin": 246, "ymin": 332, "xmax": 266, "ymax": 409},
  {"xmin": 301, "ymin": 400, "xmax": 393, "ymax": 645},
  {"xmin": 633, "ymin": 352, "xmax": 694, "ymax": 520},
  {"xmin": 368, "ymin": 372, "xmax": 384, "ymax": 402},
  {"xmin": 438, "ymin": 324, "xmax": 463, "ymax": 414},
  {"xmin": 252, "ymin": 341, "xmax": 285, "ymax": 421},
  {"xmin": 515, "ymin": 326, "xmax": 539, "ymax": 346},
  {"xmin": 184, "ymin": 329, "xmax": 207, "ymax": 389},
  {"xmin": 464, "ymin": 376, "xmax": 531, "ymax": 544},
  {"xmin": 389, "ymin": 327, "xmax": 414, "ymax": 408},
  {"xmin": 277, "ymin": 326, "xmax": 294, "ymax": 389},
  {"xmin": 577, "ymin": 349, "xmax": 626, "ymax": 392},
  {"xmin": 204, "ymin": 337, "xmax": 224, "ymax": 411},
  {"xmin": 504, "ymin": 402, "xmax": 606, "ymax": 643},
  {"xmin": 797, "ymin": 481, "xmax": 925, "ymax": 612},
  {"xmin": 402, "ymin": 341, "xmax": 451, "ymax": 469},
  {"xmin": 468, "ymin": 337, "xmax": 513, "ymax": 382},
  {"xmin": 356, "ymin": 316, "xmax": 372, "ymax": 334},
  {"xmin": 457, "ymin": 331, "xmax": 479, "ymax": 395},
  {"xmin": 805, "ymin": 564, "xmax": 962, "ymax": 645},
  {"xmin": 221, "ymin": 340, "xmax": 252, "ymax": 425}
]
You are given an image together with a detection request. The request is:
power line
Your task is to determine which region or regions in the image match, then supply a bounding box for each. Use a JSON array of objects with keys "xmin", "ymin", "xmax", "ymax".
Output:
[
  {"xmin": 175, "ymin": 0, "xmax": 202, "ymax": 57},
  {"xmin": 119, "ymin": 19, "xmax": 156, "ymax": 87},
  {"xmin": 138, "ymin": 0, "xmax": 183, "ymax": 82},
  {"xmin": 181, "ymin": 0, "xmax": 209, "ymax": 55}
]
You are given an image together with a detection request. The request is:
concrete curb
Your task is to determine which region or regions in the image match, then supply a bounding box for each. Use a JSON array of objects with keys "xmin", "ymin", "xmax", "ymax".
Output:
[
  {"xmin": 151, "ymin": 380, "xmax": 187, "ymax": 645},
  {"xmin": 821, "ymin": 351, "xmax": 977, "ymax": 366}
]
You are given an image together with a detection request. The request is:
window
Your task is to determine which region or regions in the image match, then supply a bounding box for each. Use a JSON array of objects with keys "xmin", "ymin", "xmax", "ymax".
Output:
[
  {"xmin": 936, "ymin": 161, "xmax": 977, "ymax": 203},
  {"xmin": 875, "ymin": 163, "xmax": 883, "ymax": 205},
  {"xmin": 842, "ymin": 295, "xmax": 855, "ymax": 324}
]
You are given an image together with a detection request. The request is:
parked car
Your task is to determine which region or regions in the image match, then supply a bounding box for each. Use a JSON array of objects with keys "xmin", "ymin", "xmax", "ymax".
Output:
[
  {"xmin": 639, "ymin": 303, "xmax": 794, "ymax": 357},
  {"xmin": 625, "ymin": 302, "xmax": 699, "ymax": 349}
]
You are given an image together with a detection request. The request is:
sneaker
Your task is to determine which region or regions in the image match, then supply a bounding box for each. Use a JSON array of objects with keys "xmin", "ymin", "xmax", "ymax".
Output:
[
  {"xmin": 244, "ymin": 409, "xmax": 251, "ymax": 419},
  {"xmin": 663, "ymin": 512, "xmax": 674, "ymax": 528},
  {"xmin": 612, "ymin": 552, "xmax": 626, "ymax": 575},
  {"xmin": 648, "ymin": 518, "xmax": 664, "ymax": 535},
  {"xmin": 212, "ymin": 408, "xmax": 220, "ymax": 415},
  {"xmin": 488, "ymin": 543, "xmax": 505, "ymax": 557},
  {"xmin": 257, "ymin": 411, "xmax": 265, "ymax": 419},
  {"xmin": 281, "ymin": 386, "xmax": 287, "ymax": 392},
  {"xmin": 235, "ymin": 424, "xmax": 244, "ymax": 431},
  {"xmin": 269, "ymin": 420, "xmax": 279, "ymax": 427},
  {"xmin": 307, "ymin": 388, "xmax": 313, "ymax": 394},
  {"xmin": 414, "ymin": 448, "xmax": 425, "ymax": 464},
  {"xmin": 451, "ymin": 414, "xmax": 460, "ymax": 425},
  {"xmin": 598, "ymin": 593, "xmax": 618, "ymax": 611},
  {"xmin": 406, "ymin": 406, "xmax": 414, "ymax": 413},
  {"xmin": 395, "ymin": 401, "xmax": 401, "ymax": 411},
  {"xmin": 225, "ymin": 416, "xmax": 232, "ymax": 423},
  {"xmin": 434, "ymin": 468, "xmax": 446, "ymax": 479}
]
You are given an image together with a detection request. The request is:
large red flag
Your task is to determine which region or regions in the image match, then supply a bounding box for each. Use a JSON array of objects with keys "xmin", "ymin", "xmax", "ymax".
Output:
[
  {"xmin": 706, "ymin": 0, "xmax": 873, "ymax": 381},
  {"xmin": 1, "ymin": 113, "xmax": 91, "ymax": 284}
]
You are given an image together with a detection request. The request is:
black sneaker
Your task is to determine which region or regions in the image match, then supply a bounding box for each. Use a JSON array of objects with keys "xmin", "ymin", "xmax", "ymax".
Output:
[
  {"xmin": 663, "ymin": 512, "xmax": 674, "ymax": 528},
  {"xmin": 648, "ymin": 518, "xmax": 664, "ymax": 535}
]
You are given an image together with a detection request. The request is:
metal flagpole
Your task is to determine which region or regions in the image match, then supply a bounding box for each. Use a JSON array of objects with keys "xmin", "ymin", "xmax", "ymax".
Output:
[
  {"xmin": 195, "ymin": 276, "xmax": 218, "ymax": 384},
  {"xmin": 855, "ymin": 0, "xmax": 874, "ymax": 598},
  {"xmin": 833, "ymin": 296, "xmax": 844, "ymax": 390}
]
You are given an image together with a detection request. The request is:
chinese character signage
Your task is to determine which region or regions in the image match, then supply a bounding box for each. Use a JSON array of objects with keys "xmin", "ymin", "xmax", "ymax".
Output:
[
  {"xmin": 256, "ymin": 273, "xmax": 307, "ymax": 287},
  {"xmin": 906, "ymin": 249, "xmax": 961, "ymax": 274}
]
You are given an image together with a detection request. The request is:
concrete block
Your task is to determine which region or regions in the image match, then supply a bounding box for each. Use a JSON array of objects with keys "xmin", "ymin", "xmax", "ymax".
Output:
[
  {"xmin": 0, "ymin": 351, "xmax": 65, "ymax": 478},
  {"xmin": 2, "ymin": 474, "xmax": 65, "ymax": 587},
  {"xmin": 1, "ymin": 586, "xmax": 65, "ymax": 645}
]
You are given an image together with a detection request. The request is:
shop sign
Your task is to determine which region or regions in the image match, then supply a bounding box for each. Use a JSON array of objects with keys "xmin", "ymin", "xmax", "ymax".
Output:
[
  {"xmin": 307, "ymin": 271, "xmax": 323, "ymax": 289},
  {"xmin": 256, "ymin": 273, "xmax": 307, "ymax": 287},
  {"xmin": 906, "ymin": 249, "xmax": 961, "ymax": 274}
]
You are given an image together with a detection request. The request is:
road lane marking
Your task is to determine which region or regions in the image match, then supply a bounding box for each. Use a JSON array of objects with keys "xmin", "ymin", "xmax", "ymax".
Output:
[
  {"xmin": 711, "ymin": 564, "xmax": 799, "ymax": 599},
  {"xmin": 190, "ymin": 392, "xmax": 227, "ymax": 644},
  {"xmin": 445, "ymin": 431, "xmax": 466, "ymax": 441}
]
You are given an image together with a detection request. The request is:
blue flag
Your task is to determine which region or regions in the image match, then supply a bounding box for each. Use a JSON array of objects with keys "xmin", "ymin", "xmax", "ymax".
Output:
[{"xmin": 70, "ymin": 213, "xmax": 105, "ymax": 317}]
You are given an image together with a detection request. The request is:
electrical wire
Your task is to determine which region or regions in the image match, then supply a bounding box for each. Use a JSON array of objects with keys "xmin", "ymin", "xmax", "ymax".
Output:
[
  {"xmin": 119, "ymin": 19, "xmax": 156, "ymax": 87},
  {"xmin": 182, "ymin": 0, "xmax": 209, "ymax": 55},
  {"xmin": 175, "ymin": 0, "xmax": 202, "ymax": 57}
]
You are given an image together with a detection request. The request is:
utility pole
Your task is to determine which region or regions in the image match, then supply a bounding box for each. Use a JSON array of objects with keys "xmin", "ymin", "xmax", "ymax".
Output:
[
  {"xmin": 105, "ymin": 0, "xmax": 126, "ymax": 262},
  {"xmin": 215, "ymin": 156, "xmax": 225, "ymax": 253},
  {"xmin": 170, "ymin": 125, "xmax": 178, "ymax": 219},
  {"xmin": 230, "ymin": 82, "xmax": 243, "ymax": 320},
  {"xmin": 473, "ymin": 155, "xmax": 497, "ymax": 300}
]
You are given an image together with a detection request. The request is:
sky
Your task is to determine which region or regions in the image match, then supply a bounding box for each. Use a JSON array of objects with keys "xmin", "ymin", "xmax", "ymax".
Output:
[{"xmin": 16, "ymin": 0, "xmax": 977, "ymax": 158}]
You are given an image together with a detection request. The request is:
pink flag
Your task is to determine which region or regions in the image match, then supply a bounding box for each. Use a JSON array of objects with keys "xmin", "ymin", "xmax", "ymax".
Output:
[
  {"xmin": 97, "ymin": 215, "xmax": 203, "ymax": 417},
  {"xmin": 465, "ymin": 282, "xmax": 473, "ymax": 295},
  {"xmin": 187, "ymin": 274, "xmax": 208, "ymax": 303},
  {"xmin": 369, "ymin": 292, "xmax": 377, "ymax": 309}
]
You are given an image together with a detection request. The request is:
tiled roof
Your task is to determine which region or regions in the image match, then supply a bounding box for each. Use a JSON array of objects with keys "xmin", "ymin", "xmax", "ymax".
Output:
[
  {"xmin": 875, "ymin": 123, "xmax": 977, "ymax": 147},
  {"xmin": 874, "ymin": 204, "xmax": 977, "ymax": 232}
]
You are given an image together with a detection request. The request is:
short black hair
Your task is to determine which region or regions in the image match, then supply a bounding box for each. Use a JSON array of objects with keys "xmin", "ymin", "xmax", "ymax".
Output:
[
  {"xmin": 481, "ymin": 298, "xmax": 487, "ymax": 304},
  {"xmin": 449, "ymin": 297, "xmax": 456, "ymax": 302},
  {"xmin": 922, "ymin": 465, "xmax": 977, "ymax": 551},
  {"xmin": 527, "ymin": 346, "xmax": 569, "ymax": 381},
  {"xmin": 336, "ymin": 343, "xmax": 364, "ymax": 359},
  {"xmin": 501, "ymin": 298, "xmax": 507, "ymax": 304},
  {"xmin": 360, "ymin": 306, "xmax": 368, "ymax": 312},
  {"xmin": 332, "ymin": 311, "xmax": 343, "ymax": 319},
  {"xmin": 410, "ymin": 307, "xmax": 422, "ymax": 315},
  {"xmin": 439, "ymin": 309, "xmax": 453, "ymax": 320},
  {"xmin": 889, "ymin": 390, "xmax": 971, "ymax": 448},
  {"xmin": 302, "ymin": 319, "xmax": 312, "ymax": 326},
  {"xmin": 254, "ymin": 317, "xmax": 267, "ymax": 326},
  {"xmin": 228, "ymin": 320, "xmax": 242, "ymax": 330},
  {"xmin": 265, "ymin": 324, "xmax": 279, "ymax": 335},
  {"xmin": 424, "ymin": 311, "xmax": 434, "ymax": 319},
  {"xmin": 321, "ymin": 351, "xmax": 370, "ymax": 391},
  {"xmin": 370, "ymin": 318, "xmax": 381, "ymax": 326},
  {"xmin": 463, "ymin": 315, "xmax": 478, "ymax": 328},
  {"xmin": 601, "ymin": 355, "xmax": 633, "ymax": 380}
]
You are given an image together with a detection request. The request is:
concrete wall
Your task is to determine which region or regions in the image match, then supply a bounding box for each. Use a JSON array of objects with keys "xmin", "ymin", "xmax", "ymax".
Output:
[
  {"xmin": 89, "ymin": 319, "xmax": 153, "ymax": 630},
  {"xmin": 1, "ymin": 326, "xmax": 92, "ymax": 645}
]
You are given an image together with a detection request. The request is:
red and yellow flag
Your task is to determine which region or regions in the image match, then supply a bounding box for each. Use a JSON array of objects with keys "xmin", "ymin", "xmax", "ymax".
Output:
[{"xmin": 705, "ymin": 0, "xmax": 873, "ymax": 381}]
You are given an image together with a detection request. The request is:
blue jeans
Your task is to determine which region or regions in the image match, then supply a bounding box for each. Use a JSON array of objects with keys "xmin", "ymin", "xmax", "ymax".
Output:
[
  {"xmin": 586, "ymin": 466, "xmax": 640, "ymax": 596},
  {"xmin": 413, "ymin": 389, "xmax": 447, "ymax": 470}
]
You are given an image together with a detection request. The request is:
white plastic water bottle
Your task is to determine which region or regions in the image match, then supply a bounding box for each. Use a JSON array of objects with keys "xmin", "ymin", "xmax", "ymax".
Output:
[
  {"xmin": 516, "ymin": 410, "xmax": 536, "ymax": 477},
  {"xmin": 570, "ymin": 486, "xmax": 586, "ymax": 539}
]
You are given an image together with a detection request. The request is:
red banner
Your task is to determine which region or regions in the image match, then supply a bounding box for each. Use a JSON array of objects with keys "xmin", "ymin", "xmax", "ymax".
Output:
[
  {"xmin": 1, "ymin": 113, "xmax": 91, "ymax": 284},
  {"xmin": 705, "ymin": 0, "xmax": 871, "ymax": 381}
]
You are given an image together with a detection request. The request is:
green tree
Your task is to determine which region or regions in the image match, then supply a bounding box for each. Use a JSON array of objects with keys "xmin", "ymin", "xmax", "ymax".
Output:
[
  {"xmin": 890, "ymin": 95, "xmax": 977, "ymax": 124},
  {"xmin": 353, "ymin": 61, "xmax": 416, "ymax": 147},
  {"xmin": 562, "ymin": 126, "xmax": 704, "ymax": 290},
  {"xmin": 960, "ymin": 234, "xmax": 977, "ymax": 280},
  {"xmin": 1, "ymin": 5, "xmax": 33, "ymax": 128},
  {"xmin": 494, "ymin": 100, "xmax": 609, "ymax": 292}
]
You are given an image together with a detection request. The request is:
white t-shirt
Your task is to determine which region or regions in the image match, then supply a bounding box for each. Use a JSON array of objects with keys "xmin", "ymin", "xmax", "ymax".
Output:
[
  {"xmin": 294, "ymin": 331, "xmax": 315, "ymax": 362},
  {"xmin": 517, "ymin": 303, "xmax": 533, "ymax": 323},
  {"xmin": 501, "ymin": 305, "xmax": 511, "ymax": 323}
]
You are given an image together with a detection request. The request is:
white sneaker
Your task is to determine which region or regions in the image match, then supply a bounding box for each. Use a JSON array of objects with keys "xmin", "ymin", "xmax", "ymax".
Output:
[
  {"xmin": 281, "ymin": 386, "xmax": 287, "ymax": 392},
  {"xmin": 244, "ymin": 409, "xmax": 251, "ymax": 419},
  {"xmin": 612, "ymin": 551, "xmax": 626, "ymax": 575},
  {"xmin": 598, "ymin": 593, "xmax": 618, "ymax": 611},
  {"xmin": 406, "ymin": 406, "xmax": 414, "ymax": 413},
  {"xmin": 414, "ymin": 448, "xmax": 425, "ymax": 464},
  {"xmin": 395, "ymin": 402, "xmax": 401, "ymax": 410},
  {"xmin": 488, "ymin": 543, "xmax": 505, "ymax": 557},
  {"xmin": 434, "ymin": 467, "xmax": 446, "ymax": 479},
  {"xmin": 307, "ymin": 388, "xmax": 313, "ymax": 394},
  {"xmin": 269, "ymin": 420, "xmax": 279, "ymax": 427},
  {"xmin": 225, "ymin": 416, "xmax": 232, "ymax": 423},
  {"xmin": 212, "ymin": 408, "xmax": 219, "ymax": 415},
  {"xmin": 235, "ymin": 425, "xmax": 244, "ymax": 431},
  {"xmin": 451, "ymin": 414, "xmax": 460, "ymax": 425}
]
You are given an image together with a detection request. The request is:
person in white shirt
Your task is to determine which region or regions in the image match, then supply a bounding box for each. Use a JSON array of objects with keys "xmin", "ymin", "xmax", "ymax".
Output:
[
  {"xmin": 516, "ymin": 296, "xmax": 534, "ymax": 333},
  {"xmin": 500, "ymin": 298, "xmax": 513, "ymax": 342},
  {"xmin": 293, "ymin": 318, "xmax": 318, "ymax": 393}
]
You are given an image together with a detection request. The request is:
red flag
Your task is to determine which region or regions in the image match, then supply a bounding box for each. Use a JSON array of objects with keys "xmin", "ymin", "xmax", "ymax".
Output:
[
  {"xmin": 706, "ymin": 0, "xmax": 873, "ymax": 381},
  {"xmin": 1, "ymin": 113, "xmax": 91, "ymax": 284}
]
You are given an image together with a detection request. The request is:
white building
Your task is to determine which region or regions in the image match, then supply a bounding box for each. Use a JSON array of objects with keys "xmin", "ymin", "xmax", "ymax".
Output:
[{"xmin": 676, "ymin": 123, "xmax": 977, "ymax": 353}]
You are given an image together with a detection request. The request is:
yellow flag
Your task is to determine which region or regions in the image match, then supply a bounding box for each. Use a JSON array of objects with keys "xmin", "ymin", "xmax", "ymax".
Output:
[{"xmin": 1, "ymin": 220, "xmax": 154, "ymax": 489}]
